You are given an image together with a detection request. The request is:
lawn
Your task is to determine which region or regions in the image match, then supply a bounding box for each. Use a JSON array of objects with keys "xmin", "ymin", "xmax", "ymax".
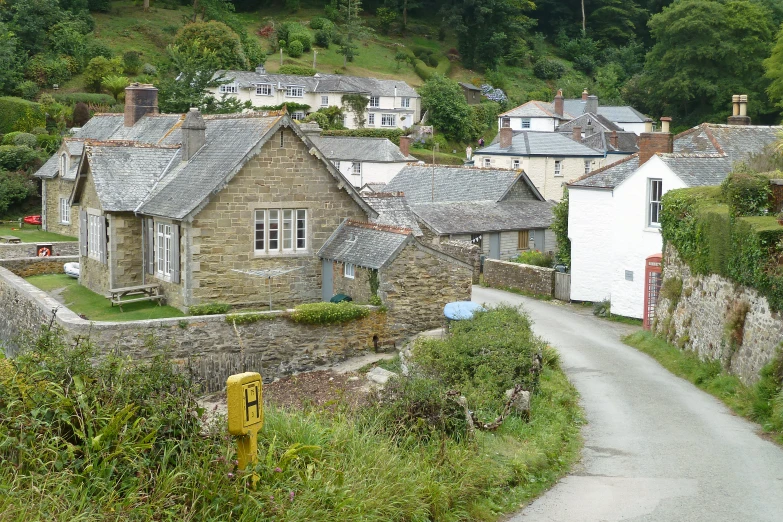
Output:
[
  {"xmin": 26, "ymin": 274, "xmax": 184, "ymax": 321},
  {"xmin": 409, "ymin": 146, "xmax": 466, "ymax": 165},
  {"xmin": 0, "ymin": 224, "xmax": 76, "ymax": 243}
]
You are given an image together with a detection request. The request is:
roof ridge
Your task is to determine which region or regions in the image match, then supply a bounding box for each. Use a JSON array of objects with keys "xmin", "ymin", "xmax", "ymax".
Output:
[
  {"xmin": 344, "ymin": 219, "xmax": 411, "ymax": 235},
  {"xmin": 203, "ymin": 110, "xmax": 286, "ymax": 120},
  {"xmin": 84, "ymin": 139, "xmax": 181, "ymax": 149},
  {"xmin": 569, "ymin": 152, "xmax": 639, "ymax": 185},
  {"xmin": 367, "ymin": 191, "xmax": 405, "ymax": 198},
  {"xmin": 702, "ymin": 124, "xmax": 725, "ymax": 155}
]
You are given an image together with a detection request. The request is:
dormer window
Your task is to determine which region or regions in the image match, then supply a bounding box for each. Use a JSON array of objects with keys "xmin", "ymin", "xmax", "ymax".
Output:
[
  {"xmin": 59, "ymin": 153, "xmax": 67, "ymax": 175},
  {"xmin": 219, "ymin": 83, "xmax": 238, "ymax": 94},
  {"xmin": 285, "ymin": 86, "xmax": 304, "ymax": 97}
]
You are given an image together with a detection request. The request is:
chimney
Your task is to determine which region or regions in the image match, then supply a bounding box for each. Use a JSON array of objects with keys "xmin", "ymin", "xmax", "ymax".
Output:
[
  {"xmin": 582, "ymin": 89, "xmax": 589, "ymax": 101},
  {"xmin": 124, "ymin": 83, "xmax": 158, "ymax": 127},
  {"xmin": 255, "ymin": 64, "xmax": 266, "ymax": 74},
  {"xmin": 644, "ymin": 119, "xmax": 653, "ymax": 133},
  {"xmin": 399, "ymin": 136, "xmax": 411, "ymax": 157},
  {"xmin": 499, "ymin": 126, "xmax": 513, "ymax": 149},
  {"xmin": 638, "ymin": 117, "xmax": 673, "ymax": 165},
  {"xmin": 181, "ymin": 108, "xmax": 206, "ymax": 161},
  {"xmin": 554, "ymin": 89, "xmax": 564, "ymax": 117},
  {"xmin": 585, "ymin": 94, "xmax": 598, "ymax": 115},
  {"xmin": 728, "ymin": 94, "xmax": 751, "ymax": 125},
  {"xmin": 572, "ymin": 126, "xmax": 582, "ymax": 142},
  {"xmin": 609, "ymin": 130, "xmax": 618, "ymax": 149},
  {"xmin": 300, "ymin": 121, "xmax": 323, "ymax": 136}
]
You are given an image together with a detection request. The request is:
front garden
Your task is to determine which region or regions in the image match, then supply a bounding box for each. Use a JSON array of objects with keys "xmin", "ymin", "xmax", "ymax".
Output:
[{"xmin": 0, "ymin": 224, "xmax": 75, "ymax": 243}]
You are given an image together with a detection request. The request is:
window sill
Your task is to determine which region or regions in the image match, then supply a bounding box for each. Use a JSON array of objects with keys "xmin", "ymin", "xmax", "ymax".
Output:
[
  {"xmin": 253, "ymin": 251, "xmax": 311, "ymax": 258},
  {"xmin": 155, "ymin": 273, "xmax": 172, "ymax": 283},
  {"xmin": 644, "ymin": 226, "xmax": 661, "ymax": 233}
]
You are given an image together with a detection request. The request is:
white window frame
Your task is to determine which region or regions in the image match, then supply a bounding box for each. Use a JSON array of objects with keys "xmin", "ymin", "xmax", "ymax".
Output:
[
  {"xmin": 554, "ymin": 160, "xmax": 562, "ymax": 177},
  {"xmin": 351, "ymin": 162, "xmax": 361, "ymax": 176},
  {"xmin": 344, "ymin": 262, "xmax": 355, "ymax": 279},
  {"xmin": 285, "ymin": 86, "xmax": 304, "ymax": 98},
  {"xmin": 219, "ymin": 83, "xmax": 238, "ymax": 94},
  {"xmin": 512, "ymin": 159, "xmax": 520, "ymax": 170},
  {"xmin": 292, "ymin": 111, "xmax": 305, "ymax": 120},
  {"xmin": 584, "ymin": 160, "xmax": 591, "ymax": 175},
  {"xmin": 87, "ymin": 214, "xmax": 102, "ymax": 261},
  {"xmin": 334, "ymin": 160, "xmax": 341, "ymax": 170},
  {"xmin": 368, "ymin": 113, "xmax": 375, "ymax": 126},
  {"xmin": 483, "ymin": 158, "xmax": 491, "ymax": 167},
  {"xmin": 401, "ymin": 97, "xmax": 410, "ymax": 108},
  {"xmin": 254, "ymin": 209, "xmax": 307, "ymax": 255},
  {"xmin": 521, "ymin": 118, "xmax": 531, "ymax": 129},
  {"xmin": 648, "ymin": 179, "xmax": 663, "ymax": 227},
  {"xmin": 381, "ymin": 114, "xmax": 396, "ymax": 127},
  {"xmin": 321, "ymin": 95, "xmax": 329, "ymax": 106},
  {"xmin": 256, "ymin": 84, "xmax": 272, "ymax": 96},
  {"xmin": 156, "ymin": 222, "xmax": 172, "ymax": 280},
  {"xmin": 59, "ymin": 197, "xmax": 70, "ymax": 224},
  {"xmin": 369, "ymin": 96, "xmax": 380, "ymax": 108}
]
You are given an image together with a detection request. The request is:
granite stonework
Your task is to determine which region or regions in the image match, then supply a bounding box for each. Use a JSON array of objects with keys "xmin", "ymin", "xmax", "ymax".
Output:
[
  {"xmin": 0, "ymin": 241, "xmax": 78, "ymax": 259},
  {"xmin": 79, "ymin": 170, "xmax": 110, "ymax": 295},
  {"xmin": 0, "ymin": 265, "xmax": 400, "ymax": 392},
  {"xmin": 484, "ymin": 259, "xmax": 555, "ymax": 297},
  {"xmin": 110, "ymin": 213, "xmax": 144, "ymax": 288},
  {"xmin": 332, "ymin": 262, "xmax": 375, "ymax": 303},
  {"xmin": 0, "ymin": 256, "xmax": 78, "ymax": 277},
  {"xmin": 42, "ymin": 175, "xmax": 79, "ymax": 237},
  {"xmin": 435, "ymin": 240, "xmax": 481, "ymax": 283},
  {"xmin": 654, "ymin": 246, "xmax": 783, "ymax": 384}
]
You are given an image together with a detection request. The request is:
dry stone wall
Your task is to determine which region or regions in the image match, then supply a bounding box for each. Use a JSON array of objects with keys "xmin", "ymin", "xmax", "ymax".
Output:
[
  {"xmin": 436, "ymin": 240, "xmax": 481, "ymax": 283},
  {"xmin": 0, "ymin": 256, "xmax": 78, "ymax": 277},
  {"xmin": 484, "ymin": 259, "xmax": 555, "ymax": 297},
  {"xmin": 654, "ymin": 246, "xmax": 783, "ymax": 384},
  {"xmin": 0, "ymin": 241, "xmax": 78, "ymax": 259}
]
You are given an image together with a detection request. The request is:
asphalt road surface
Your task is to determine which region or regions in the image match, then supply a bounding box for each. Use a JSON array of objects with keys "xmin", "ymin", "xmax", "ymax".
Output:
[{"xmin": 470, "ymin": 286, "xmax": 783, "ymax": 522}]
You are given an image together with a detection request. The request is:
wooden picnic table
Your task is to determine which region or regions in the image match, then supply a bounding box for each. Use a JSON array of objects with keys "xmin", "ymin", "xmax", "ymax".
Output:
[
  {"xmin": 0, "ymin": 235, "xmax": 21, "ymax": 244},
  {"xmin": 109, "ymin": 283, "xmax": 164, "ymax": 311}
]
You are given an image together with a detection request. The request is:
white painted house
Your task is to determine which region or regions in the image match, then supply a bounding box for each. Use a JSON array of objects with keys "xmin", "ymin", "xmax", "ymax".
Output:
[
  {"xmin": 208, "ymin": 67, "xmax": 420, "ymax": 130},
  {"xmin": 568, "ymin": 116, "xmax": 781, "ymax": 318}
]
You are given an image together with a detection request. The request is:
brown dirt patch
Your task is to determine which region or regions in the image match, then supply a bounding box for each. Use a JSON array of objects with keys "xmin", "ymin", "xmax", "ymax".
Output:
[{"xmin": 263, "ymin": 370, "xmax": 372, "ymax": 410}]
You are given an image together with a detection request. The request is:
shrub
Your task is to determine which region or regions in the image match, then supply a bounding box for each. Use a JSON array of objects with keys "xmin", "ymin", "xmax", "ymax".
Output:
[
  {"xmin": 2, "ymin": 132, "xmax": 38, "ymax": 148},
  {"xmin": 225, "ymin": 312, "xmax": 278, "ymax": 325},
  {"xmin": 122, "ymin": 51, "xmax": 143, "ymax": 75},
  {"xmin": 188, "ymin": 303, "xmax": 231, "ymax": 316},
  {"xmin": 101, "ymin": 75, "xmax": 130, "ymax": 100},
  {"xmin": 36, "ymin": 134, "xmax": 61, "ymax": 154},
  {"xmin": 287, "ymin": 40, "xmax": 304, "ymax": 58},
  {"xmin": 0, "ymin": 97, "xmax": 45, "ymax": 134},
  {"xmin": 83, "ymin": 56, "xmax": 124, "ymax": 92},
  {"xmin": 142, "ymin": 63, "xmax": 157, "ymax": 76},
  {"xmin": 53, "ymin": 92, "xmax": 116, "ymax": 107},
  {"xmin": 83, "ymin": 39, "xmax": 113, "ymax": 60},
  {"xmin": 533, "ymin": 59, "xmax": 566, "ymax": 80},
  {"xmin": 0, "ymin": 145, "xmax": 40, "ymax": 171},
  {"xmin": 593, "ymin": 299, "xmax": 610, "ymax": 318},
  {"xmin": 315, "ymin": 29, "xmax": 331, "ymax": 48},
  {"xmin": 290, "ymin": 302, "xmax": 370, "ymax": 325},
  {"xmin": 25, "ymin": 54, "xmax": 77, "ymax": 87},
  {"xmin": 309, "ymin": 16, "xmax": 331, "ymax": 30},
  {"xmin": 511, "ymin": 249, "xmax": 553, "ymax": 267},
  {"xmin": 17, "ymin": 81, "xmax": 39, "ymax": 101},
  {"xmin": 277, "ymin": 65, "xmax": 316, "ymax": 76},
  {"xmin": 720, "ymin": 170, "xmax": 772, "ymax": 216},
  {"xmin": 289, "ymin": 31, "xmax": 312, "ymax": 52},
  {"xmin": 286, "ymin": 0, "xmax": 300, "ymax": 12},
  {"xmin": 322, "ymin": 128, "xmax": 404, "ymax": 144},
  {"xmin": 0, "ymin": 170, "xmax": 36, "ymax": 213},
  {"xmin": 72, "ymin": 102, "xmax": 90, "ymax": 127}
]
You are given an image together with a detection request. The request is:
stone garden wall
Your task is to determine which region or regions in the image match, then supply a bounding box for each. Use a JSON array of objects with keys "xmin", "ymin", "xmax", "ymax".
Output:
[
  {"xmin": 483, "ymin": 259, "xmax": 555, "ymax": 297},
  {"xmin": 437, "ymin": 240, "xmax": 481, "ymax": 283},
  {"xmin": 654, "ymin": 246, "xmax": 783, "ymax": 384},
  {"xmin": 0, "ymin": 256, "xmax": 78, "ymax": 277},
  {"xmin": 0, "ymin": 241, "xmax": 78, "ymax": 259}
]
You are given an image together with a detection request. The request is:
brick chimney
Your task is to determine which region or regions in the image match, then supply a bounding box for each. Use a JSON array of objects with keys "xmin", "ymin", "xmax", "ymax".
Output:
[
  {"xmin": 124, "ymin": 83, "xmax": 158, "ymax": 127},
  {"xmin": 499, "ymin": 126, "xmax": 513, "ymax": 149},
  {"xmin": 572, "ymin": 126, "xmax": 582, "ymax": 142},
  {"xmin": 609, "ymin": 130, "xmax": 618, "ymax": 149},
  {"xmin": 582, "ymin": 89, "xmax": 589, "ymax": 101},
  {"xmin": 585, "ymin": 94, "xmax": 598, "ymax": 115},
  {"xmin": 181, "ymin": 108, "xmax": 206, "ymax": 161},
  {"xmin": 399, "ymin": 136, "xmax": 411, "ymax": 157},
  {"xmin": 554, "ymin": 89, "xmax": 564, "ymax": 117},
  {"xmin": 728, "ymin": 94, "xmax": 751, "ymax": 125},
  {"xmin": 638, "ymin": 117, "xmax": 673, "ymax": 165}
]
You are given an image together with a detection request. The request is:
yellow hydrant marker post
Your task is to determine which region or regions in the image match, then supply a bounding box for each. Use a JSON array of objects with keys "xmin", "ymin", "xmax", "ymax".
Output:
[{"xmin": 227, "ymin": 372, "xmax": 263, "ymax": 483}]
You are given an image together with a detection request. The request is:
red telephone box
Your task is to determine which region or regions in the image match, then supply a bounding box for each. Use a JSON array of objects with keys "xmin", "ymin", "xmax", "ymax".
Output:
[{"xmin": 643, "ymin": 254, "xmax": 663, "ymax": 330}]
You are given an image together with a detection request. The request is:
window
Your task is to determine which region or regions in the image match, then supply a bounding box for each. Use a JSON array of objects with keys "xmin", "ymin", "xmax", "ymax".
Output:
[
  {"xmin": 584, "ymin": 160, "xmax": 591, "ymax": 175},
  {"xmin": 351, "ymin": 162, "xmax": 361, "ymax": 176},
  {"xmin": 321, "ymin": 95, "xmax": 329, "ymax": 106},
  {"xmin": 256, "ymin": 84, "xmax": 272, "ymax": 96},
  {"xmin": 518, "ymin": 230, "xmax": 530, "ymax": 250},
  {"xmin": 625, "ymin": 270, "xmax": 634, "ymax": 281},
  {"xmin": 501, "ymin": 117, "xmax": 511, "ymax": 128},
  {"xmin": 381, "ymin": 114, "xmax": 396, "ymax": 127},
  {"xmin": 344, "ymin": 262, "xmax": 355, "ymax": 279},
  {"xmin": 59, "ymin": 153, "xmax": 67, "ymax": 176},
  {"xmin": 292, "ymin": 111, "xmax": 305, "ymax": 120},
  {"xmin": 512, "ymin": 159, "xmax": 520, "ymax": 170},
  {"xmin": 471, "ymin": 234, "xmax": 482, "ymax": 249},
  {"xmin": 333, "ymin": 160, "xmax": 340, "ymax": 170},
  {"xmin": 88, "ymin": 214, "xmax": 103, "ymax": 261},
  {"xmin": 255, "ymin": 209, "xmax": 307, "ymax": 254},
  {"xmin": 157, "ymin": 223, "xmax": 172, "ymax": 277},
  {"xmin": 554, "ymin": 160, "xmax": 562, "ymax": 177},
  {"xmin": 219, "ymin": 84, "xmax": 238, "ymax": 94},
  {"xmin": 285, "ymin": 86, "xmax": 304, "ymax": 97},
  {"xmin": 648, "ymin": 179, "xmax": 663, "ymax": 227},
  {"xmin": 368, "ymin": 113, "xmax": 375, "ymax": 126},
  {"xmin": 521, "ymin": 118, "xmax": 531, "ymax": 129},
  {"xmin": 59, "ymin": 197, "xmax": 70, "ymax": 224},
  {"xmin": 369, "ymin": 96, "xmax": 380, "ymax": 108},
  {"xmin": 483, "ymin": 158, "xmax": 491, "ymax": 167},
  {"xmin": 401, "ymin": 97, "xmax": 410, "ymax": 108}
]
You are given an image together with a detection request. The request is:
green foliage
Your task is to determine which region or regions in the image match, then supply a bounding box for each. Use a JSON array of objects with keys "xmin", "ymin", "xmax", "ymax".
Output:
[
  {"xmin": 0, "ymin": 171, "xmax": 36, "ymax": 214},
  {"xmin": 225, "ymin": 312, "xmax": 277, "ymax": 325},
  {"xmin": 660, "ymin": 276, "xmax": 683, "ymax": 305},
  {"xmin": 277, "ymin": 65, "xmax": 316, "ymax": 76},
  {"xmin": 341, "ymin": 94, "xmax": 369, "ymax": 128},
  {"xmin": 322, "ymin": 128, "xmax": 404, "ymax": 144},
  {"xmin": 418, "ymin": 75, "xmax": 472, "ymax": 142},
  {"xmin": 287, "ymin": 39, "xmax": 304, "ymax": 58},
  {"xmin": 376, "ymin": 7, "xmax": 398, "ymax": 35},
  {"xmin": 552, "ymin": 187, "xmax": 570, "ymax": 266},
  {"xmin": 307, "ymin": 105, "xmax": 344, "ymax": 129},
  {"xmin": 16, "ymin": 81, "xmax": 39, "ymax": 101},
  {"xmin": 335, "ymin": 0, "xmax": 373, "ymax": 64},
  {"xmin": 36, "ymin": 134, "xmax": 62, "ymax": 154},
  {"xmin": 72, "ymin": 102, "xmax": 91, "ymax": 127},
  {"xmin": 83, "ymin": 56, "xmax": 124, "ymax": 93},
  {"xmin": 290, "ymin": 301, "xmax": 370, "ymax": 325},
  {"xmin": 0, "ymin": 146, "xmax": 40, "ymax": 172},
  {"xmin": 592, "ymin": 299, "xmax": 611, "ymax": 318},
  {"xmin": 309, "ymin": 16, "xmax": 332, "ymax": 31},
  {"xmin": 533, "ymin": 58, "xmax": 566, "ymax": 80},
  {"xmin": 52, "ymin": 92, "xmax": 116, "ymax": 106},
  {"xmin": 172, "ymin": 21, "xmax": 249, "ymax": 71},
  {"xmin": 2, "ymin": 132, "xmax": 37, "ymax": 148},
  {"xmin": 0, "ymin": 97, "xmax": 45, "ymax": 134},
  {"xmin": 720, "ymin": 170, "xmax": 772, "ymax": 216},
  {"xmin": 188, "ymin": 303, "xmax": 231, "ymax": 316},
  {"xmin": 122, "ymin": 50, "xmax": 142, "ymax": 75},
  {"xmin": 101, "ymin": 75, "xmax": 130, "ymax": 100},
  {"xmin": 0, "ymin": 23, "xmax": 25, "ymax": 96},
  {"xmin": 288, "ymin": 29, "xmax": 313, "ymax": 52},
  {"xmin": 512, "ymin": 249, "xmax": 554, "ymax": 267},
  {"xmin": 25, "ymin": 53, "xmax": 78, "ymax": 87},
  {"xmin": 724, "ymin": 299, "xmax": 750, "ymax": 347}
]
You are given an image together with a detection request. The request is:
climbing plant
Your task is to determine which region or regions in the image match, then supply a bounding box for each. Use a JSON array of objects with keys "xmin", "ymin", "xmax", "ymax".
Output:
[{"xmin": 341, "ymin": 94, "xmax": 369, "ymax": 128}]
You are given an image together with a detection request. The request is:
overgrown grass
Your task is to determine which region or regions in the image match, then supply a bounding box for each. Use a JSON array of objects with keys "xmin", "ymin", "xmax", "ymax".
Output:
[
  {"xmin": 624, "ymin": 331, "xmax": 783, "ymax": 444},
  {"xmin": 26, "ymin": 273, "xmax": 184, "ymax": 321},
  {"xmin": 409, "ymin": 146, "xmax": 467, "ymax": 165},
  {"xmin": 0, "ymin": 224, "xmax": 76, "ymax": 242}
]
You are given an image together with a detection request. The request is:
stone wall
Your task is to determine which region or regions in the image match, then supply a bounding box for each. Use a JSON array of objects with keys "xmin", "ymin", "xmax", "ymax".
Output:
[
  {"xmin": 79, "ymin": 171, "xmax": 110, "ymax": 295},
  {"xmin": 654, "ymin": 245, "xmax": 783, "ymax": 384},
  {"xmin": 42, "ymin": 176, "xmax": 79, "ymax": 237},
  {"xmin": 333, "ymin": 262, "xmax": 375, "ymax": 303},
  {"xmin": 0, "ymin": 256, "xmax": 78, "ymax": 277},
  {"xmin": 0, "ymin": 241, "xmax": 78, "ymax": 259},
  {"xmin": 436, "ymin": 239, "xmax": 481, "ymax": 283},
  {"xmin": 484, "ymin": 259, "xmax": 555, "ymax": 297},
  {"xmin": 110, "ymin": 213, "xmax": 144, "ymax": 288},
  {"xmin": 0, "ymin": 265, "xmax": 400, "ymax": 392}
]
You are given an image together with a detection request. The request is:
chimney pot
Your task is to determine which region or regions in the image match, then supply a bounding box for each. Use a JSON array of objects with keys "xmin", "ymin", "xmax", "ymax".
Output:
[
  {"xmin": 572, "ymin": 126, "xmax": 582, "ymax": 142},
  {"xmin": 728, "ymin": 94, "xmax": 751, "ymax": 125},
  {"xmin": 660, "ymin": 116, "xmax": 672, "ymax": 134},
  {"xmin": 582, "ymin": 89, "xmax": 589, "ymax": 101},
  {"xmin": 124, "ymin": 83, "xmax": 158, "ymax": 127},
  {"xmin": 739, "ymin": 94, "xmax": 748, "ymax": 116},
  {"xmin": 181, "ymin": 107, "xmax": 206, "ymax": 161},
  {"xmin": 732, "ymin": 94, "xmax": 740, "ymax": 116},
  {"xmin": 499, "ymin": 126, "xmax": 513, "ymax": 149},
  {"xmin": 398, "ymin": 136, "xmax": 411, "ymax": 157},
  {"xmin": 554, "ymin": 89, "xmax": 564, "ymax": 117},
  {"xmin": 638, "ymin": 131, "xmax": 673, "ymax": 165}
]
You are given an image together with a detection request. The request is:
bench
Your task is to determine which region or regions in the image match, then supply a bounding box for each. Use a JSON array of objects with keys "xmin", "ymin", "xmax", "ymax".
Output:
[
  {"xmin": 0, "ymin": 235, "xmax": 21, "ymax": 244},
  {"xmin": 109, "ymin": 284, "xmax": 164, "ymax": 311}
]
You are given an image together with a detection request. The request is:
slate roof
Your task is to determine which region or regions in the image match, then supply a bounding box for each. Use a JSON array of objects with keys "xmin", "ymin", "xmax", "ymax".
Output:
[
  {"xmin": 557, "ymin": 112, "xmax": 623, "ymax": 133},
  {"xmin": 384, "ymin": 165, "xmax": 521, "ymax": 203},
  {"xmin": 673, "ymin": 123, "xmax": 782, "ymax": 164},
  {"xmin": 658, "ymin": 154, "xmax": 732, "ymax": 187},
  {"xmin": 363, "ymin": 193, "xmax": 423, "ymax": 236},
  {"xmin": 477, "ymin": 131, "xmax": 603, "ymax": 157},
  {"xmin": 213, "ymin": 71, "xmax": 419, "ymax": 98},
  {"xmin": 581, "ymin": 130, "xmax": 639, "ymax": 154},
  {"xmin": 568, "ymin": 154, "xmax": 640, "ymax": 189},
  {"xmin": 310, "ymin": 136, "xmax": 416, "ymax": 162},
  {"xmin": 410, "ymin": 200, "xmax": 555, "ymax": 234},
  {"xmin": 360, "ymin": 182, "xmax": 387, "ymax": 193},
  {"xmin": 501, "ymin": 99, "xmax": 650, "ymax": 124},
  {"xmin": 318, "ymin": 220, "xmax": 412, "ymax": 269},
  {"xmin": 499, "ymin": 100, "xmax": 562, "ymax": 119},
  {"xmin": 459, "ymin": 82, "xmax": 481, "ymax": 91}
]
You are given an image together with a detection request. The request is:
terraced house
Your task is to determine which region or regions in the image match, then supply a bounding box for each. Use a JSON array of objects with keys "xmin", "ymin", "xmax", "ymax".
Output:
[{"xmin": 208, "ymin": 67, "xmax": 421, "ymax": 129}]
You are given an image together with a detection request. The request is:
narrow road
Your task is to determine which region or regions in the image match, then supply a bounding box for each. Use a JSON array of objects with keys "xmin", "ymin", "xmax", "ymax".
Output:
[{"xmin": 471, "ymin": 287, "xmax": 783, "ymax": 522}]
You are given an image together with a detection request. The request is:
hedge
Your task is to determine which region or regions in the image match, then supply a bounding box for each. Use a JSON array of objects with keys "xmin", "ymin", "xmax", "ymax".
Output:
[
  {"xmin": 661, "ymin": 185, "xmax": 783, "ymax": 311},
  {"xmin": 188, "ymin": 303, "xmax": 231, "ymax": 316},
  {"xmin": 52, "ymin": 93, "xmax": 116, "ymax": 106},
  {"xmin": 322, "ymin": 128, "xmax": 405, "ymax": 145},
  {"xmin": 289, "ymin": 301, "xmax": 370, "ymax": 325},
  {"xmin": 0, "ymin": 97, "xmax": 45, "ymax": 134},
  {"xmin": 412, "ymin": 56, "xmax": 452, "ymax": 82}
]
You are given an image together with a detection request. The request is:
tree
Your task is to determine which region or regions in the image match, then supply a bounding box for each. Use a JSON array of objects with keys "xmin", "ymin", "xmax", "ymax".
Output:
[
  {"xmin": 640, "ymin": 0, "xmax": 774, "ymax": 126},
  {"xmin": 102, "ymin": 75, "xmax": 130, "ymax": 100},
  {"xmin": 72, "ymin": 101, "xmax": 90, "ymax": 127},
  {"xmin": 83, "ymin": 56, "xmax": 123, "ymax": 92},
  {"xmin": 0, "ymin": 23, "xmax": 24, "ymax": 96},
  {"xmin": 172, "ymin": 21, "xmax": 249, "ymax": 71},
  {"xmin": 8, "ymin": 0, "xmax": 64, "ymax": 55},
  {"xmin": 551, "ymin": 187, "xmax": 570, "ymax": 266},
  {"xmin": 336, "ymin": 0, "xmax": 373, "ymax": 66},
  {"xmin": 418, "ymin": 75, "xmax": 472, "ymax": 142},
  {"xmin": 764, "ymin": 24, "xmax": 783, "ymax": 108}
]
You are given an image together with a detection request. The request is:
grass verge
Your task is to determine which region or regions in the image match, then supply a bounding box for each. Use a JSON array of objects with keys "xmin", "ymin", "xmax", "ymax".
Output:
[
  {"xmin": 26, "ymin": 273, "xmax": 184, "ymax": 321},
  {"xmin": 0, "ymin": 224, "xmax": 76, "ymax": 243},
  {"xmin": 623, "ymin": 331, "xmax": 783, "ymax": 444}
]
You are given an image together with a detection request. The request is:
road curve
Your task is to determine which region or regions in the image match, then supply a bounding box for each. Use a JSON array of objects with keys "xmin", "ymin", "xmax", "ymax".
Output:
[{"xmin": 470, "ymin": 286, "xmax": 783, "ymax": 522}]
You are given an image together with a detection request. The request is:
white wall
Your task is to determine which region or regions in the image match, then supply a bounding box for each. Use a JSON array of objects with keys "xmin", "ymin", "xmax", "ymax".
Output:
[
  {"xmin": 569, "ymin": 187, "xmax": 614, "ymax": 303},
  {"xmin": 336, "ymin": 161, "xmax": 407, "ymax": 187},
  {"xmin": 498, "ymin": 117, "xmax": 557, "ymax": 132}
]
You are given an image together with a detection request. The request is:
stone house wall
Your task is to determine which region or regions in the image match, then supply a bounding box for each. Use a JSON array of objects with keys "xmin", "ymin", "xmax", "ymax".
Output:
[
  {"xmin": 189, "ymin": 128, "xmax": 369, "ymax": 309},
  {"xmin": 0, "ymin": 241, "xmax": 78, "ymax": 259},
  {"xmin": 110, "ymin": 213, "xmax": 144, "ymax": 289},
  {"xmin": 79, "ymin": 174, "xmax": 110, "ymax": 295},
  {"xmin": 653, "ymin": 245, "xmax": 783, "ymax": 384},
  {"xmin": 332, "ymin": 262, "xmax": 375, "ymax": 303},
  {"xmin": 483, "ymin": 259, "xmax": 555, "ymax": 297},
  {"xmin": 42, "ymin": 177, "xmax": 78, "ymax": 237},
  {"xmin": 436, "ymin": 239, "xmax": 481, "ymax": 283}
]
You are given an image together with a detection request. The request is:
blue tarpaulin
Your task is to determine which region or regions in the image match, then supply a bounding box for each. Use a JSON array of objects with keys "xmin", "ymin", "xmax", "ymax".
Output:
[{"xmin": 443, "ymin": 301, "xmax": 486, "ymax": 321}]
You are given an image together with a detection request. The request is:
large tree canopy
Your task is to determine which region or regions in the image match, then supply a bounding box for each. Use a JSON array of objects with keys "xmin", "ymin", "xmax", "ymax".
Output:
[{"xmin": 172, "ymin": 21, "xmax": 249, "ymax": 71}]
